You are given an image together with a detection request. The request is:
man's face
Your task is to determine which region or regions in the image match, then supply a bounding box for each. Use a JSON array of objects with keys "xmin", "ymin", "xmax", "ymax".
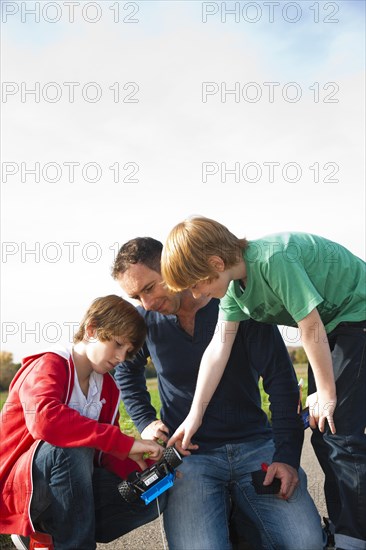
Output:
[{"xmin": 117, "ymin": 263, "xmax": 182, "ymax": 315}]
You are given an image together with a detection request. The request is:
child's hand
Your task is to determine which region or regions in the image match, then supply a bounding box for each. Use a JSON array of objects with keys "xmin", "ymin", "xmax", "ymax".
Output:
[
  {"xmin": 167, "ymin": 413, "xmax": 201, "ymax": 452},
  {"xmin": 128, "ymin": 439, "xmax": 164, "ymax": 470},
  {"xmin": 171, "ymin": 438, "xmax": 199, "ymax": 457},
  {"xmin": 306, "ymin": 391, "xmax": 337, "ymax": 434}
]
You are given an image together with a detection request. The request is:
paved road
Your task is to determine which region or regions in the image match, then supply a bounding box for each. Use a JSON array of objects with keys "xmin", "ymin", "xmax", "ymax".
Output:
[{"xmin": 97, "ymin": 430, "xmax": 326, "ymax": 550}]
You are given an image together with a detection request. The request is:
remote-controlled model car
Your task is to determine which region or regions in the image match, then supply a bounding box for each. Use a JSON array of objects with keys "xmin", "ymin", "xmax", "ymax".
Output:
[{"xmin": 118, "ymin": 446, "xmax": 182, "ymax": 505}]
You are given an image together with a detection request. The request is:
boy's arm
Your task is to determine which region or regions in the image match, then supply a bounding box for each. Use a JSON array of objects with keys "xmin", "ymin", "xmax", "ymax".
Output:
[
  {"xmin": 168, "ymin": 320, "xmax": 239, "ymax": 450},
  {"xmin": 259, "ymin": 253, "xmax": 337, "ymax": 433},
  {"xmin": 298, "ymin": 308, "xmax": 337, "ymax": 434}
]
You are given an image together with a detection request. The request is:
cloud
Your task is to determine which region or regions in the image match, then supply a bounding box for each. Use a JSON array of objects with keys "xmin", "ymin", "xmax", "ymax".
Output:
[{"xmin": 1, "ymin": 0, "xmax": 364, "ymax": 360}]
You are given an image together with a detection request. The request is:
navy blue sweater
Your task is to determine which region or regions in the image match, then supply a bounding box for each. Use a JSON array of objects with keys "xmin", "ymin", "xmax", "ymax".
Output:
[{"xmin": 115, "ymin": 299, "xmax": 304, "ymax": 469}]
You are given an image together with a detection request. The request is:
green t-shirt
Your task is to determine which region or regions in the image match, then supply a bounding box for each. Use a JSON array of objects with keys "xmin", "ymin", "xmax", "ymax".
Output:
[{"xmin": 219, "ymin": 233, "xmax": 366, "ymax": 333}]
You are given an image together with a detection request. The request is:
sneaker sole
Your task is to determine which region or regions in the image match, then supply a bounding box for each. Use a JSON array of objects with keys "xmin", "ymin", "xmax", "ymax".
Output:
[{"xmin": 11, "ymin": 534, "xmax": 29, "ymax": 550}]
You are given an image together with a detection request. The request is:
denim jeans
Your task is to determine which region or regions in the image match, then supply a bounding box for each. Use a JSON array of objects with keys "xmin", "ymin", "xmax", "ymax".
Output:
[
  {"xmin": 30, "ymin": 443, "xmax": 167, "ymax": 549},
  {"xmin": 308, "ymin": 321, "xmax": 366, "ymax": 550},
  {"xmin": 163, "ymin": 438, "xmax": 325, "ymax": 550}
]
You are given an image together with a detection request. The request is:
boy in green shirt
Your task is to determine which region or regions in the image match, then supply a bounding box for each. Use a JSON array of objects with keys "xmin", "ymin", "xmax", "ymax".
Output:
[{"xmin": 162, "ymin": 216, "xmax": 366, "ymax": 550}]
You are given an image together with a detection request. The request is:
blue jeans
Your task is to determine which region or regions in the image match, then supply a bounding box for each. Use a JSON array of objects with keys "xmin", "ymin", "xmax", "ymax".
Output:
[
  {"xmin": 30, "ymin": 443, "xmax": 167, "ymax": 549},
  {"xmin": 163, "ymin": 438, "xmax": 325, "ymax": 550},
  {"xmin": 308, "ymin": 321, "xmax": 366, "ymax": 550}
]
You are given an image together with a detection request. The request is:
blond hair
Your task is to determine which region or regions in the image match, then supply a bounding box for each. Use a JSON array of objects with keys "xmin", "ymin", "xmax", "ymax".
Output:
[
  {"xmin": 73, "ymin": 295, "xmax": 146, "ymax": 359},
  {"xmin": 161, "ymin": 216, "xmax": 247, "ymax": 291}
]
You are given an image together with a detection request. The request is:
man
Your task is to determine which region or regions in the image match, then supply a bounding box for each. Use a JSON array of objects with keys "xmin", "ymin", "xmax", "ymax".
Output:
[{"xmin": 112, "ymin": 237, "xmax": 325, "ymax": 550}]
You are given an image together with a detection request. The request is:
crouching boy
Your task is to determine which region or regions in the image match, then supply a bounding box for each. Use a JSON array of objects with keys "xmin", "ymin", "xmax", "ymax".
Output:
[{"xmin": 0, "ymin": 295, "xmax": 166, "ymax": 549}]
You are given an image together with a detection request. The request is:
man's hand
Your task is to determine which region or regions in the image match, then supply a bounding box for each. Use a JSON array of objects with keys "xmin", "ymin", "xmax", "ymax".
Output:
[
  {"xmin": 128, "ymin": 439, "xmax": 164, "ymax": 471},
  {"xmin": 263, "ymin": 462, "xmax": 299, "ymax": 500},
  {"xmin": 306, "ymin": 391, "xmax": 337, "ymax": 434},
  {"xmin": 167, "ymin": 413, "xmax": 201, "ymax": 454},
  {"xmin": 141, "ymin": 420, "xmax": 170, "ymax": 444}
]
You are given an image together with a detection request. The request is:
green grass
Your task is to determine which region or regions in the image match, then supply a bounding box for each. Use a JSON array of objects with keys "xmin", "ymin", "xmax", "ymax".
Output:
[
  {"xmin": 118, "ymin": 378, "xmax": 160, "ymax": 437},
  {"xmin": 259, "ymin": 364, "xmax": 308, "ymax": 420},
  {"xmin": 294, "ymin": 363, "xmax": 309, "ymax": 405},
  {"xmin": 0, "ymin": 392, "xmax": 8, "ymax": 410}
]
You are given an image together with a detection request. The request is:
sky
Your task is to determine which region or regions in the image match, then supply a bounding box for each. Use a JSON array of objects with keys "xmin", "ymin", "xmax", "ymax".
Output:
[{"xmin": 1, "ymin": 0, "xmax": 365, "ymax": 362}]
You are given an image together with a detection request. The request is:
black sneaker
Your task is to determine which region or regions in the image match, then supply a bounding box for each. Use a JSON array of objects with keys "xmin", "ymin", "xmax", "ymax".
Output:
[
  {"xmin": 323, "ymin": 517, "xmax": 335, "ymax": 549},
  {"xmin": 11, "ymin": 534, "xmax": 29, "ymax": 550}
]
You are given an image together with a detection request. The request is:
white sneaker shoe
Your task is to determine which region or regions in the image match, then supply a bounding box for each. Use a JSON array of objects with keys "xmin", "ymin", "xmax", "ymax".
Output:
[{"xmin": 11, "ymin": 534, "xmax": 29, "ymax": 550}]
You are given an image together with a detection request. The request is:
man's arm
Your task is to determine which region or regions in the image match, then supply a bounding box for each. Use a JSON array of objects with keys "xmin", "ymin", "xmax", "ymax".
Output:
[
  {"xmin": 251, "ymin": 322, "xmax": 305, "ymax": 499},
  {"xmin": 168, "ymin": 320, "xmax": 239, "ymax": 449},
  {"xmin": 115, "ymin": 343, "xmax": 168, "ymax": 440},
  {"xmin": 253, "ymin": 322, "xmax": 305, "ymax": 469}
]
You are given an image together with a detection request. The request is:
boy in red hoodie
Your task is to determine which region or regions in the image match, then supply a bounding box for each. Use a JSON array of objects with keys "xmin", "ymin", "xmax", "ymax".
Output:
[{"xmin": 0, "ymin": 295, "xmax": 166, "ymax": 549}]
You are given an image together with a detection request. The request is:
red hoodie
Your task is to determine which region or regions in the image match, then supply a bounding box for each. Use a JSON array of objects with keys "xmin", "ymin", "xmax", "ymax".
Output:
[{"xmin": 0, "ymin": 348, "xmax": 136, "ymax": 536}]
